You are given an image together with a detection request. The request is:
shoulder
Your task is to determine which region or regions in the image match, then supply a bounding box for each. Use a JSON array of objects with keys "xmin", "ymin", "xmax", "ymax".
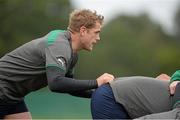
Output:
[
  {"xmin": 46, "ymin": 30, "xmax": 71, "ymax": 51},
  {"xmin": 45, "ymin": 30, "xmax": 72, "ymax": 60}
]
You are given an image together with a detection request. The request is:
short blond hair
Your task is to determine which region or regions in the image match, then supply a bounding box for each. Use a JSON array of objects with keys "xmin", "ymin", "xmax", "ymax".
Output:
[{"xmin": 68, "ymin": 9, "xmax": 104, "ymax": 32}]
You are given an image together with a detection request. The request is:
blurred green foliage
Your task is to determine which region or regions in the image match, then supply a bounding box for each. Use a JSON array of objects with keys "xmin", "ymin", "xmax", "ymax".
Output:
[
  {"xmin": 175, "ymin": 4, "xmax": 180, "ymax": 40},
  {"xmin": 0, "ymin": 0, "xmax": 71, "ymax": 56},
  {"xmin": 0, "ymin": 0, "xmax": 180, "ymax": 119},
  {"xmin": 75, "ymin": 14, "xmax": 180, "ymax": 79}
]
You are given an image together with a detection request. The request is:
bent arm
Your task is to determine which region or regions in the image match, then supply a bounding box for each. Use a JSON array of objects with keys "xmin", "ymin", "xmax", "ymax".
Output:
[{"xmin": 46, "ymin": 66, "xmax": 98, "ymax": 97}]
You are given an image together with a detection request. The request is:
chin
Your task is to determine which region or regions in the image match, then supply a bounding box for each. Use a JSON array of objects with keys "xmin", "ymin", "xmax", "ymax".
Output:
[
  {"xmin": 83, "ymin": 46, "xmax": 93, "ymax": 51},
  {"xmin": 85, "ymin": 47, "xmax": 93, "ymax": 51},
  {"xmin": 89, "ymin": 47, "xmax": 93, "ymax": 51},
  {"xmin": 86, "ymin": 49, "xmax": 92, "ymax": 52}
]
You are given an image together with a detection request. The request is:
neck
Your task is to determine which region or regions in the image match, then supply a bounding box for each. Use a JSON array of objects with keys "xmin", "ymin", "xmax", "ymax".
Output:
[{"xmin": 70, "ymin": 31, "xmax": 82, "ymax": 53}]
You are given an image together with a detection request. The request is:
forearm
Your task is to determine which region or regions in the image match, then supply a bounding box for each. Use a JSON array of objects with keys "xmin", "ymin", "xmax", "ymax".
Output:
[
  {"xmin": 48, "ymin": 76, "xmax": 97, "ymax": 93},
  {"xmin": 69, "ymin": 89, "xmax": 95, "ymax": 98},
  {"xmin": 46, "ymin": 67, "xmax": 98, "ymax": 93}
]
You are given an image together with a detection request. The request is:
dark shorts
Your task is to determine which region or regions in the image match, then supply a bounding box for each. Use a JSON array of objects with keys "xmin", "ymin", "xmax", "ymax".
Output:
[
  {"xmin": 0, "ymin": 100, "xmax": 28, "ymax": 119},
  {"xmin": 0, "ymin": 79, "xmax": 28, "ymax": 118}
]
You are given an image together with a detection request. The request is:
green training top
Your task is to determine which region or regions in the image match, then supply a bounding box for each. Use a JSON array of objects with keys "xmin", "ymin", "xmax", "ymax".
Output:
[
  {"xmin": 0, "ymin": 30, "xmax": 77, "ymax": 101},
  {"xmin": 170, "ymin": 70, "xmax": 180, "ymax": 83}
]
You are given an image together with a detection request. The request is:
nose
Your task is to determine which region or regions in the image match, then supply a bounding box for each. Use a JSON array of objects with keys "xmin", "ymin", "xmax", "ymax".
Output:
[{"xmin": 97, "ymin": 35, "xmax": 100, "ymax": 41}]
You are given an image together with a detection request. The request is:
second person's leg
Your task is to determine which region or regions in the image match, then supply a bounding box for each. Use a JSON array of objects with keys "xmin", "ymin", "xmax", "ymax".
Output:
[{"xmin": 91, "ymin": 83, "xmax": 130, "ymax": 119}]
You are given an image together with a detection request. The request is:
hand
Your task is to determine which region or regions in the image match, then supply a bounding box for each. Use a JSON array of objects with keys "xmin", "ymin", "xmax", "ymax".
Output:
[
  {"xmin": 169, "ymin": 81, "xmax": 180, "ymax": 95},
  {"xmin": 96, "ymin": 73, "xmax": 114, "ymax": 86},
  {"xmin": 156, "ymin": 74, "xmax": 170, "ymax": 81}
]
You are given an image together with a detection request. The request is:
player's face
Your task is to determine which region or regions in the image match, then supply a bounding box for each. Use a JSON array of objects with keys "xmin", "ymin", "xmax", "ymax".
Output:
[{"xmin": 80, "ymin": 22, "xmax": 101, "ymax": 51}]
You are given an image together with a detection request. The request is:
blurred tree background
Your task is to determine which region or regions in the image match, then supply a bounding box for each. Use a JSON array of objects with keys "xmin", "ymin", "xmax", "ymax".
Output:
[
  {"xmin": 0, "ymin": 0, "xmax": 180, "ymax": 119},
  {"xmin": 0, "ymin": 0, "xmax": 71, "ymax": 56},
  {"xmin": 76, "ymin": 14, "xmax": 180, "ymax": 79}
]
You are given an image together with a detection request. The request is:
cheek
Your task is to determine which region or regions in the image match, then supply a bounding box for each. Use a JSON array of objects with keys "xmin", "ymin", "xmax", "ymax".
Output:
[
  {"xmin": 91, "ymin": 34, "xmax": 97, "ymax": 39},
  {"xmin": 95, "ymin": 34, "xmax": 99, "ymax": 38}
]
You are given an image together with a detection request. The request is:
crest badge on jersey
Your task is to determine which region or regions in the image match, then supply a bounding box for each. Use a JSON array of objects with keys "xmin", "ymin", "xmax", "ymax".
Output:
[{"xmin": 57, "ymin": 57, "xmax": 66, "ymax": 67}]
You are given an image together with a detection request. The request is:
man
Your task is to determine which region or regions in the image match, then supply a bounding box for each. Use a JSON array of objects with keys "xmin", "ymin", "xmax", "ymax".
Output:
[
  {"xmin": 91, "ymin": 70, "xmax": 180, "ymax": 119},
  {"xmin": 0, "ymin": 9, "xmax": 114, "ymax": 119}
]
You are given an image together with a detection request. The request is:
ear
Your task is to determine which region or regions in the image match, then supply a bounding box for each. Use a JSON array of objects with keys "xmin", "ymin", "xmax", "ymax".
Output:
[{"xmin": 79, "ymin": 26, "xmax": 87, "ymax": 36}]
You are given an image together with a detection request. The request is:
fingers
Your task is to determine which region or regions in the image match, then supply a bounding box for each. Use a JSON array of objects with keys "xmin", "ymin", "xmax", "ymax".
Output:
[
  {"xmin": 103, "ymin": 73, "xmax": 115, "ymax": 83},
  {"xmin": 169, "ymin": 81, "xmax": 180, "ymax": 95},
  {"xmin": 170, "ymin": 84, "xmax": 175, "ymax": 95},
  {"xmin": 103, "ymin": 73, "xmax": 115, "ymax": 79},
  {"xmin": 96, "ymin": 73, "xmax": 115, "ymax": 86}
]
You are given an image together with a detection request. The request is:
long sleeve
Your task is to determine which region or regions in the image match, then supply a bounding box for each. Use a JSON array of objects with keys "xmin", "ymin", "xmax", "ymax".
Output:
[
  {"xmin": 69, "ymin": 90, "xmax": 95, "ymax": 98},
  {"xmin": 46, "ymin": 66, "xmax": 98, "ymax": 97}
]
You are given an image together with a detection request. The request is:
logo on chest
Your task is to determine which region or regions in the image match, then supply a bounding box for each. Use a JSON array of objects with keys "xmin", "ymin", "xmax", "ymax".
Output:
[{"xmin": 57, "ymin": 57, "xmax": 66, "ymax": 67}]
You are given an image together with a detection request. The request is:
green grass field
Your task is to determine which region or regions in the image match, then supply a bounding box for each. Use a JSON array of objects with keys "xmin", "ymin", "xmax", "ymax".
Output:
[{"xmin": 25, "ymin": 88, "xmax": 91, "ymax": 119}]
